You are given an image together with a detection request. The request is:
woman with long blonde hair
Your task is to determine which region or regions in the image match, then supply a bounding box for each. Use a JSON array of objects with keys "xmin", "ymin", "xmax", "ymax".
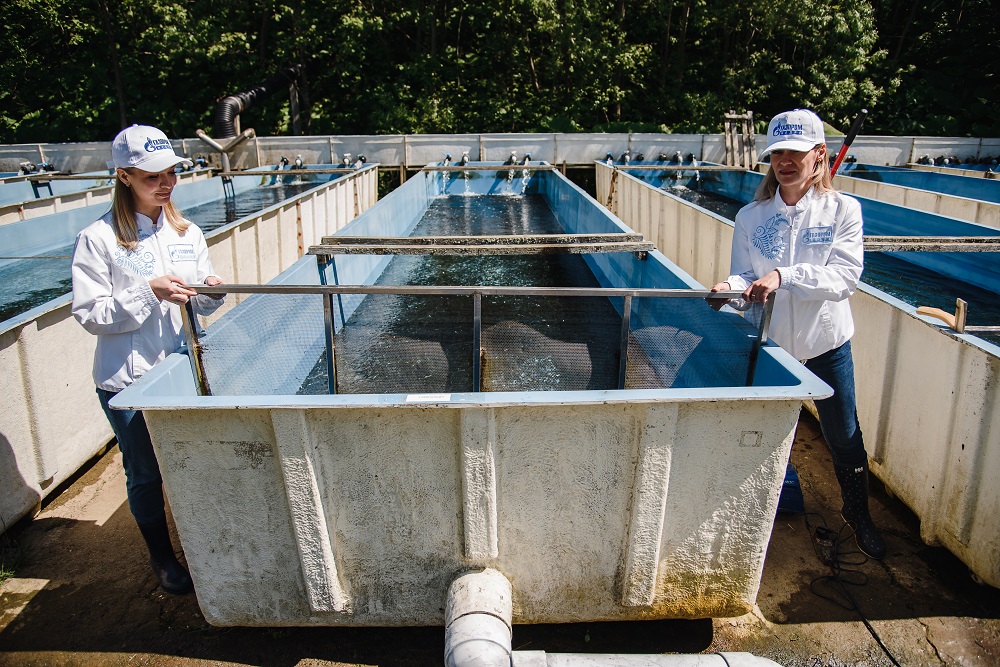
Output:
[
  {"xmin": 72, "ymin": 125, "xmax": 225, "ymax": 594},
  {"xmin": 709, "ymin": 109, "xmax": 885, "ymax": 560}
]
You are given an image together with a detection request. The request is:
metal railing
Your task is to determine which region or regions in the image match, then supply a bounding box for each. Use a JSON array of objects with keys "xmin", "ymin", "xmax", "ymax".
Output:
[{"xmin": 181, "ymin": 284, "xmax": 772, "ymax": 397}]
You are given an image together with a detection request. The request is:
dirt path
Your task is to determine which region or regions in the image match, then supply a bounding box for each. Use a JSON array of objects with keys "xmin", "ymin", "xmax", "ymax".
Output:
[{"xmin": 2, "ymin": 412, "xmax": 999, "ymax": 666}]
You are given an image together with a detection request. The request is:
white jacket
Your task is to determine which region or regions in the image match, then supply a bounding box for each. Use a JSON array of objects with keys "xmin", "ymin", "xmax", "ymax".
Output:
[
  {"xmin": 725, "ymin": 187, "xmax": 864, "ymax": 361},
  {"xmin": 71, "ymin": 210, "xmax": 223, "ymax": 391}
]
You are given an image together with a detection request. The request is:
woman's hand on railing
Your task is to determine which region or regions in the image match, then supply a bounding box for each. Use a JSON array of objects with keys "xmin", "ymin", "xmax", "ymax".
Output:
[
  {"xmin": 149, "ymin": 275, "xmax": 197, "ymax": 305},
  {"xmin": 204, "ymin": 275, "xmax": 226, "ymax": 300},
  {"xmin": 707, "ymin": 282, "xmax": 732, "ymax": 311}
]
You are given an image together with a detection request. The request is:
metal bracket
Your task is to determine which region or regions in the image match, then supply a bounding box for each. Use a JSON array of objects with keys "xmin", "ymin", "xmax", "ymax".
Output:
[
  {"xmin": 745, "ymin": 293, "xmax": 776, "ymax": 386},
  {"xmin": 181, "ymin": 301, "xmax": 212, "ymax": 396}
]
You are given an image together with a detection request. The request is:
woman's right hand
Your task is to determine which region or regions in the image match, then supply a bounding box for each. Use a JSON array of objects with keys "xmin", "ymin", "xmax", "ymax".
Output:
[
  {"xmin": 707, "ymin": 282, "xmax": 731, "ymax": 311},
  {"xmin": 149, "ymin": 275, "xmax": 197, "ymax": 305}
]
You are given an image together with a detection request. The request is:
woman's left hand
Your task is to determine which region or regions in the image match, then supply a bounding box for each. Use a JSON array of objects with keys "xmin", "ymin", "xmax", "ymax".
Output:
[
  {"xmin": 204, "ymin": 275, "xmax": 226, "ymax": 300},
  {"xmin": 707, "ymin": 282, "xmax": 732, "ymax": 311},
  {"xmin": 743, "ymin": 270, "xmax": 781, "ymax": 303}
]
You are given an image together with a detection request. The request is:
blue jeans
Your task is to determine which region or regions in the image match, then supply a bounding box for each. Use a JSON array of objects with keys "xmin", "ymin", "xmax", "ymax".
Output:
[
  {"xmin": 97, "ymin": 388, "xmax": 165, "ymax": 526},
  {"xmin": 804, "ymin": 340, "xmax": 868, "ymax": 468}
]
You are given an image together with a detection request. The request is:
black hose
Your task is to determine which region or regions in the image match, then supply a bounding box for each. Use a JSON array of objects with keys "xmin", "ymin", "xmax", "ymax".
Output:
[{"xmin": 212, "ymin": 64, "xmax": 303, "ymax": 139}]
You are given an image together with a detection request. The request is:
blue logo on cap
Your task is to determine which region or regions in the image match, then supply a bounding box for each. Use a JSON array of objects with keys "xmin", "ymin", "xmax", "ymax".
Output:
[
  {"xmin": 144, "ymin": 136, "xmax": 171, "ymax": 152},
  {"xmin": 772, "ymin": 122, "xmax": 804, "ymax": 137}
]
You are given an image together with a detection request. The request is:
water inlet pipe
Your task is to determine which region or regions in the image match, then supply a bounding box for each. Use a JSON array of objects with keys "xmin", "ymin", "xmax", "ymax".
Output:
[
  {"xmin": 195, "ymin": 128, "xmax": 255, "ymax": 185},
  {"xmin": 212, "ymin": 64, "xmax": 304, "ymax": 139},
  {"xmin": 444, "ymin": 570, "xmax": 782, "ymax": 667}
]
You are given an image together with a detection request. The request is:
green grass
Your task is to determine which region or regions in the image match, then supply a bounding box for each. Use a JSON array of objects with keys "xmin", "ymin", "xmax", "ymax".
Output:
[
  {"xmin": 0, "ymin": 526, "xmax": 21, "ymax": 586},
  {"xmin": 0, "ymin": 561, "xmax": 15, "ymax": 586}
]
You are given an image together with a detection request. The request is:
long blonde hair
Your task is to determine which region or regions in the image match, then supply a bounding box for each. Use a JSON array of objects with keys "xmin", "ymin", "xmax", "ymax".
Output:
[
  {"xmin": 111, "ymin": 169, "xmax": 189, "ymax": 250},
  {"xmin": 754, "ymin": 144, "xmax": 835, "ymax": 202}
]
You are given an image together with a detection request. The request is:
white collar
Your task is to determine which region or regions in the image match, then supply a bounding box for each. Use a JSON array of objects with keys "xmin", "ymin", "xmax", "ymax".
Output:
[
  {"xmin": 776, "ymin": 185, "xmax": 816, "ymax": 215},
  {"xmin": 135, "ymin": 209, "xmax": 165, "ymax": 233}
]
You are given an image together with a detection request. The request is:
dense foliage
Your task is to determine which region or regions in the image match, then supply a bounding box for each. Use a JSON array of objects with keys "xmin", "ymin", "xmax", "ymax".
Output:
[{"xmin": 0, "ymin": 0, "xmax": 996, "ymax": 143}]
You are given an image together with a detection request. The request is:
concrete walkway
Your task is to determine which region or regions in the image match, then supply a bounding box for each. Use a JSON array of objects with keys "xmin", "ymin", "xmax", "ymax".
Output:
[{"xmin": 1, "ymin": 410, "xmax": 998, "ymax": 666}]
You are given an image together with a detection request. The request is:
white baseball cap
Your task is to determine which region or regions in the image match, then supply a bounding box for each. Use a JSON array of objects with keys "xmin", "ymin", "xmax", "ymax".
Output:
[
  {"xmin": 110, "ymin": 124, "xmax": 192, "ymax": 172},
  {"xmin": 759, "ymin": 109, "xmax": 826, "ymax": 158}
]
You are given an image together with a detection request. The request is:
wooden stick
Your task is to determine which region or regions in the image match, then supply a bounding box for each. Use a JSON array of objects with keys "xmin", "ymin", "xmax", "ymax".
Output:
[{"xmin": 917, "ymin": 298, "xmax": 967, "ymax": 333}]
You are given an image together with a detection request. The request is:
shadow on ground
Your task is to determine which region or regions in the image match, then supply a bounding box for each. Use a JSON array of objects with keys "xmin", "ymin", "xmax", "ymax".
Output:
[{"xmin": 758, "ymin": 411, "xmax": 1000, "ymax": 627}]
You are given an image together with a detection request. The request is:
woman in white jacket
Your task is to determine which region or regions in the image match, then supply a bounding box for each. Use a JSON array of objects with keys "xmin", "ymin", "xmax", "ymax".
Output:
[
  {"xmin": 71, "ymin": 125, "xmax": 225, "ymax": 593},
  {"xmin": 709, "ymin": 109, "xmax": 885, "ymax": 560}
]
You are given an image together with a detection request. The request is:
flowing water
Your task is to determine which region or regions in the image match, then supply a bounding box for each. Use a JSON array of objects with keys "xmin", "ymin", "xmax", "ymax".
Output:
[
  {"xmin": 662, "ymin": 183, "xmax": 744, "ymax": 220},
  {"xmin": 179, "ymin": 181, "xmax": 316, "ymax": 233},
  {"xmin": 298, "ymin": 194, "xmax": 625, "ymax": 395},
  {"xmin": 0, "ymin": 250, "xmax": 74, "ymax": 323}
]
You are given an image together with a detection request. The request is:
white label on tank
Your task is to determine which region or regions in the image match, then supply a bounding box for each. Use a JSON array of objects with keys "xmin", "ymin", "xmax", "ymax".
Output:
[{"xmin": 405, "ymin": 393, "xmax": 452, "ymax": 402}]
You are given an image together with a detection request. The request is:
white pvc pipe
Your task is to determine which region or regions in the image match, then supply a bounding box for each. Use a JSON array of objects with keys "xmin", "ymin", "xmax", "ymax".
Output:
[
  {"xmin": 444, "ymin": 570, "xmax": 782, "ymax": 667},
  {"xmin": 445, "ymin": 568, "xmax": 513, "ymax": 667},
  {"xmin": 513, "ymin": 652, "xmax": 782, "ymax": 666}
]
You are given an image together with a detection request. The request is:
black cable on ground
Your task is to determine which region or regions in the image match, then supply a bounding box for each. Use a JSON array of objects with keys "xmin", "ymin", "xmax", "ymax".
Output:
[{"xmin": 801, "ymin": 511, "xmax": 903, "ymax": 667}]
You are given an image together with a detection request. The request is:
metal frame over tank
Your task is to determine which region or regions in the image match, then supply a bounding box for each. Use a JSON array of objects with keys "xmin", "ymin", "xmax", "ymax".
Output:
[{"xmin": 114, "ymin": 163, "xmax": 831, "ymax": 626}]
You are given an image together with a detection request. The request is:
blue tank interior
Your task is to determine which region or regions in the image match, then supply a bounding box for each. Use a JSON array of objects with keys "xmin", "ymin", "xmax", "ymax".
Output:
[
  {"xmin": 185, "ymin": 164, "xmax": 827, "ymax": 400},
  {"xmin": 840, "ymin": 163, "xmax": 1000, "ymax": 205},
  {"xmin": 0, "ymin": 170, "xmax": 116, "ymax": 207},
  {"xmin": 0, "ymin": 167, "xmax": 344, "ymax": 328}
]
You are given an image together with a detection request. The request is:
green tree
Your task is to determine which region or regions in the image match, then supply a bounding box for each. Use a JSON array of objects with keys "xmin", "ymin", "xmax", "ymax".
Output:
[
  {"xmin": 870, "ymin": 0, "xmax": 999, "ymax": 137},
  {"xmin": 0, "ymin": 0, "xmax": 996, "ymax": 143}
]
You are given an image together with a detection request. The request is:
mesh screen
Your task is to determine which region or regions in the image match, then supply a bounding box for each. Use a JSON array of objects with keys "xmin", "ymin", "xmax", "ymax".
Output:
[
  {"xmin": 193, "ymin": 289, "xmax": 762, "ymax": 396},
  {"xmin": 331, "ymin": 293, "xmax": 475, "ymax": 394},
  {"xmin": 199, "ymin": 292, "xmax": 327, "ymax": 396},
  {"xmin": 624, "ymin": 297, "xmax": 758, "ymax": 389},
  {"xmin": 481, "ymin": 294, "xmax": 622, "ymax": 391},
  {"xmin": 189, "ymin": 192, "xmax": 765, "ymax": 396}
]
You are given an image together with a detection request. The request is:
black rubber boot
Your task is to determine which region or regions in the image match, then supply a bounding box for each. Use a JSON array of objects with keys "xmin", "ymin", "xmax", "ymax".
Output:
[
  {"xmin": 834, "ymin": 461, "xmax": 887, "ymax": 560},
  {"xmin": 137, "ymin": 518, "xmax": 194, "ymax": 594}
]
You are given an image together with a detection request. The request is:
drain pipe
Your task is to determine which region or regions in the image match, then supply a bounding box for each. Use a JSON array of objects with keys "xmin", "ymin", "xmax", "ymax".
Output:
[
  {"xmin": 513, "ymin": 653, "xmax": 782, "ymax": 666},
  {"xmin": 445, "ymin": 568, "xmax": 513, "ymax": 667},
  {"xmin": 444, "ymin": 569, "xmax": 781, "ymax": 667}
]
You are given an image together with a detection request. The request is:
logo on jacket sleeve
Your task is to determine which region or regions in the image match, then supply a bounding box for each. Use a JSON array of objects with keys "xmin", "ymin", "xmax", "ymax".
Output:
[{"xmin": 752, "ymin": 214, "xmax": 788, "ymax": 259}]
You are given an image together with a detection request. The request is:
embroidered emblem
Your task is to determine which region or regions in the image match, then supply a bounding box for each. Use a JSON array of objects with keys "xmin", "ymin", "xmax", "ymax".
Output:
[
  {"xmin": 144, "ymin": 136, "xmax": 172, "ymax": 153},
  {"xmin": 168, "ymin": 244, "xmax": 196, "ymax": 262},
  {"xmin": 772, "ymin": 117, "xmax": 804, "ymax": 138},
  {"xmin": 114, "ymin": 243, "xmax": 156, "ymax": 277},
  {"xmin": 751, "ymin": 214, "xmax": 787, "ymax": 259},
  {"xmin": 801, "ymin": 226, "xmax": 834, "ymax": 245}
]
